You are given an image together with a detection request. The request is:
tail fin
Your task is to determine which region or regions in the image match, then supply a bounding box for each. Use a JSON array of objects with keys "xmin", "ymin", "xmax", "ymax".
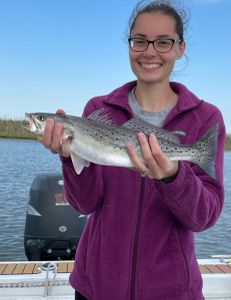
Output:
[{"xmin": 194, "ymin": 123, "xmax": 219, "ymax": 180}]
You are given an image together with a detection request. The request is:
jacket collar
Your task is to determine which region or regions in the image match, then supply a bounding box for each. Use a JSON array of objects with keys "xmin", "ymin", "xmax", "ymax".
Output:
[
  {"xmin": 101, "ymin": 81, "xmax": 202, "ymax": 118},
  {"xmin": 170, "ymin": 82, "xmax": 202, "ymax": 111},
  {"xmin": 102, "ymin": 81, "xmax": 136, "ymax": 113}
]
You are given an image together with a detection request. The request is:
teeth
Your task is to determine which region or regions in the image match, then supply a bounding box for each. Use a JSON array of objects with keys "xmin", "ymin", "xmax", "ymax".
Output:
[{"xmin": 141, "ymin": 63, "xmax": 161, "ymax": 69}]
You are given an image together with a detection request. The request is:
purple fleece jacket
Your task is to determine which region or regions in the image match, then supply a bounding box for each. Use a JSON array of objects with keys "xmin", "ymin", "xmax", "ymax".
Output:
[{"xmin": 61, "ymin": 81, "xmax": 225, "ymax": 300}]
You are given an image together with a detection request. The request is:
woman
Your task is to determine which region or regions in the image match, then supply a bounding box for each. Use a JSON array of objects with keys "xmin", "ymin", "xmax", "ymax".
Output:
[{"xmin": 40, "ymin": 1, "xmax": 225, "ymax": 299}]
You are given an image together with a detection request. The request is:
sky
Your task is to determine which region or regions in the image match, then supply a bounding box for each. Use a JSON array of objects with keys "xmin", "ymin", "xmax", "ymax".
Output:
[{"xmin": 0, "ymin": 0, "xmax": 230, "ymax": 132}]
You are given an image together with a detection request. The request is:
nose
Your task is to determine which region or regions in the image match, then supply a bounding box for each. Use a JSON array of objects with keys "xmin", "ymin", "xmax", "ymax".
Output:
[{"xmin": 143, "ymin": 42, "xmax": 158, "ymax": 56}]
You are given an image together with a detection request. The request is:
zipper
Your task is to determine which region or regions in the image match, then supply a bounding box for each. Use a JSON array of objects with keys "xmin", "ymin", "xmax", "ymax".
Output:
[{"xmin": 130, "ymin": 178, "xmax": 146, "ymax": 300}]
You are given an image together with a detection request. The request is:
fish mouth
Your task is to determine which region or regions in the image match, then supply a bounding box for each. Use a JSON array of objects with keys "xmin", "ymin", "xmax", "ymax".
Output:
[{"xmin": 23, "ymin": 113, "xmax": 38, "ymax": 132}]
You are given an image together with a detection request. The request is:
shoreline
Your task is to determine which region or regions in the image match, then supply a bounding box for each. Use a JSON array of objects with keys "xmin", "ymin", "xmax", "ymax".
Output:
[{"xmin": 0, "ymin": 119, "xmax": 36, "ymax": 140}]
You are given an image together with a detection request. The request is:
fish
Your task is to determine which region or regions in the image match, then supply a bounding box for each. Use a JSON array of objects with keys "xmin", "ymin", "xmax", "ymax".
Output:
[{"xmin": 24, "ymin": 109, "xmax": 218, "ymax": 179}]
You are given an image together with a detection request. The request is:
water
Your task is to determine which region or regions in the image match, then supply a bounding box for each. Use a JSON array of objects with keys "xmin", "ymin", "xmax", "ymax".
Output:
[
  {"xmin": 0, "ymin": 138, "xmax": 61, "ymax": 261},
  {"xmin": 195, "ymin": 151, "xmax": 231, "ymax": 258},
  {"xmin": 0, "ymin": 138, "xmax": 230, "ymax": 261}
]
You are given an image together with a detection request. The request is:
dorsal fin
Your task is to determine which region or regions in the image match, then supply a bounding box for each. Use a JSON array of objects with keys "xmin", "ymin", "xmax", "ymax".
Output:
[{"xmin": 87, "ymin": 108, "xmax": 114, "ymax": 125}]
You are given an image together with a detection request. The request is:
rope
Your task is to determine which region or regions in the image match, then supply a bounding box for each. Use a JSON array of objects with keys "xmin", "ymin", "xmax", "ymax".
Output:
[{"xmin": 43, "ymin": 262, "xmax": 58, "ymax": 296}]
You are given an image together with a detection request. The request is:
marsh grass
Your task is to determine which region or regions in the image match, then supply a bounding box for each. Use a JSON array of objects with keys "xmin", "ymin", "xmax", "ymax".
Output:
[
  {"xmin": 0, "ymin": 118, "xmax": 36, "ymax": 139},
  {"xmin": 225, "ymin": 135, "xmax": 231, "ymax": 151}
]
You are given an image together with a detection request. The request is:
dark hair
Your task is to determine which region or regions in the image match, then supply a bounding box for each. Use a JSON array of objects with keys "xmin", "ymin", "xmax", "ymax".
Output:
[{"xmin": 128, "ymin": 0, "xmax": 189, "ymax": 42}]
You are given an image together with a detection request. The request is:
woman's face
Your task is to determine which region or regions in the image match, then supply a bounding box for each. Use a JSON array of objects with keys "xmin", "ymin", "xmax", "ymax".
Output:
[{"xmin": 129, "ymin": 12, "xmax": 185, "ymax": 85}]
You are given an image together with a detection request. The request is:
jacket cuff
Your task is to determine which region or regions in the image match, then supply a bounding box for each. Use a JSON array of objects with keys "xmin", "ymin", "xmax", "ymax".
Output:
[
  {"xmin": 60, "ymin": 155, "xmax": 72, "ymax": 164},
  {"xmin": 156, "ymin": 161, "xmax": 186, "ymax": 195}
]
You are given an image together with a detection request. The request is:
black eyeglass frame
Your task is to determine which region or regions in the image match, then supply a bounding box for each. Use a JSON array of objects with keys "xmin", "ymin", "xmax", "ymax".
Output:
[{"xmin": 128, "ymin": 37, "xmax": 182, "ymax": 53}]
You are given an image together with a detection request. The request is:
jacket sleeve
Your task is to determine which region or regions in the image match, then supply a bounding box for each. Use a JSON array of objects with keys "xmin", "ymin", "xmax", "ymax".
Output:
[
  {"xmin": 61, "ymin": 158, "xmax": 104, "ymax": 214},
  {"xmin": 156, "ymin": 112, "xmax": 226, "ymax": 232},
  {"xmin": 60, "ymin": 100, "xmax": 105, "ymax": 214}
]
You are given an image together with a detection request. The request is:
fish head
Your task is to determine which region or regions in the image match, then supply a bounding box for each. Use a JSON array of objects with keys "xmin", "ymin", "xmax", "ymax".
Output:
[
  {"xmin": 24, "ymin": 112, "xmax": 55, "ymax": 134},
  {"xmin": 24, "ymin": 112, "xmax": 76, "ymax": 136}
]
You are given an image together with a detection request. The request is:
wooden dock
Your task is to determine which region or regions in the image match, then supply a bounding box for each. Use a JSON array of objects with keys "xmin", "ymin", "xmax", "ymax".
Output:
[
  {"xmin": 0, "ymin": 261, "xmax": 74, "ymax": 275},
  {"xmin": 0, "ymin": 261, "xmax": 231, "ymax": 276},
  {"xmin": 199, "ymin": 263, "xmax": 231, "ymax": 274}
]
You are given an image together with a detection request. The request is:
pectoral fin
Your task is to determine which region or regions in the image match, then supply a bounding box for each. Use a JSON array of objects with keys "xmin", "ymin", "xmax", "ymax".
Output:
[{"xmin": 70, "ymin": 153, "xmax": 90, "ymax": 174}]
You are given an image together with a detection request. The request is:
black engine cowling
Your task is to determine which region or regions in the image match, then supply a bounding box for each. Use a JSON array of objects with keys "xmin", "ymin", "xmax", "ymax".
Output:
[{"xmin": 24, "ymin": 173, "xmax": 87, "ymax": 261}]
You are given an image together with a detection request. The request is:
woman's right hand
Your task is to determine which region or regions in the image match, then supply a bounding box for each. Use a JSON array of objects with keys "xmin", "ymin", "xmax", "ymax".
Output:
[{"xmin": 38, "ymin": 109, "xmax": 70, "ymax": 157}]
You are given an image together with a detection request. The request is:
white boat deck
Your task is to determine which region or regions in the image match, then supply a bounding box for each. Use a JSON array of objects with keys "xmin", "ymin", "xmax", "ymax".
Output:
[
  {"xmin": 0, "ymin": 259, "xmax": 230, "ymax": 299},
  {"xmin": 0, "ymin": 261, "xmax": 74, "ymax": 299}
]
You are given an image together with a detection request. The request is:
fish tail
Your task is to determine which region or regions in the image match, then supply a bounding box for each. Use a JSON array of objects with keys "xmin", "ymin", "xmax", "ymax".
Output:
[{"xmin": 194, "ymin": 123, "xmax": 219, "ymax": 179}]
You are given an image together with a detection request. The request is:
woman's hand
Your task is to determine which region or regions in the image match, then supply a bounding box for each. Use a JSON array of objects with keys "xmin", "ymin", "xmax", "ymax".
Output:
[
  {"xmin": 38, "ymin": 109, "xmax": 70, "ymax": 157},
  {"xmin": 127, "ymin": 132, "xmax": 178, "ymax": 180}
]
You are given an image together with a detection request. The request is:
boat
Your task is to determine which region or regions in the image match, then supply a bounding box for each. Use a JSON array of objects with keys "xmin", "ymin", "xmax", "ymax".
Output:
[
  {"xmin": 1, "ymin": 174, "xmax": 230, "ymax": 299},
  {"xmin": 0, "ymin": 257, "xmax": 231, "ymax": 299}
]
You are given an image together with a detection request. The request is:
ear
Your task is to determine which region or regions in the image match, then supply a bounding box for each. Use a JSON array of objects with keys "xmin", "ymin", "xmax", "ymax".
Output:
[{"xmin": 176, "ymin": 41, "xmax": 186, "ymax": 60}]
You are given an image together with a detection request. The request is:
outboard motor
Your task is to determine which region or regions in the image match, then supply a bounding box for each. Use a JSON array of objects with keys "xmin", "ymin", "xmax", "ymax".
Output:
[{"xmin": 24, "ymin": 173, "xmax": 87, "ymax": 261}]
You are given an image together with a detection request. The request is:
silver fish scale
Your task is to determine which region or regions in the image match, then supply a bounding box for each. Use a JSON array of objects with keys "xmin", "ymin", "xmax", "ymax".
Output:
[
  {"xmin": 71, "ymin": 117, "xmax": 203, "ymax": 166},
  {"xmin": 71, "ymin": 118, "xmax": 144, "ymax": 167},
  {"xmin": 159, "ymin": 139, "xmax": 200, "ymax": 162},
  {"xmin": 123, "ymin": 117, "xmax": 180, "ymax": 143}
]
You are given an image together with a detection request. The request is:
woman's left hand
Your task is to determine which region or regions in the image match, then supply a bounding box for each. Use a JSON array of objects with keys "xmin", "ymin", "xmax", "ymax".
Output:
[{"xmin": 127, "ymin": 132, "xmax": 178, "ymax": 180}]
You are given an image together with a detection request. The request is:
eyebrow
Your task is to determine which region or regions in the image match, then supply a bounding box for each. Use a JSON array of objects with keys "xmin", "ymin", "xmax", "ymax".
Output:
[{"xmin": 131, "ymin": 33, "xmax": 174, "ymax": 39}]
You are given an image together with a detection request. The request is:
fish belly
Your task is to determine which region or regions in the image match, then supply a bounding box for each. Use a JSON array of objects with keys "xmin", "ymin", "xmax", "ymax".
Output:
[{"xmin": 71, "ymin": 135, "xmax": 134, "ymax": 168}]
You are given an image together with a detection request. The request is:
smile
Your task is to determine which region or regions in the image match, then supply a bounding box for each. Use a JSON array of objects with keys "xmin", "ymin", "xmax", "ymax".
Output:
[{"xmin": 140, "ymin": 63, "xmax": 162, "ymax": 69}]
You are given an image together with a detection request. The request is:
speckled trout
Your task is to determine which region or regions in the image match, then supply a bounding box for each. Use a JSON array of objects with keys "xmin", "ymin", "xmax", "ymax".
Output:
[{"xmin": 24, "ymin": 109, "xmax": 218, "ymax": 179}]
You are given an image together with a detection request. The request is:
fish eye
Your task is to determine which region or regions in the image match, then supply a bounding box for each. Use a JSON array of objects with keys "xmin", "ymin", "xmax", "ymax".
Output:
[{"xmin": 37, "ymin": 115, "xmax": 45, "ymax": 122}]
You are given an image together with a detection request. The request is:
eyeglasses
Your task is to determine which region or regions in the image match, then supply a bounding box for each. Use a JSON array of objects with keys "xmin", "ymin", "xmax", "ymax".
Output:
[{"xmin": 128, "ymin": 37, "xmax": 181, "ymax": 53}]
